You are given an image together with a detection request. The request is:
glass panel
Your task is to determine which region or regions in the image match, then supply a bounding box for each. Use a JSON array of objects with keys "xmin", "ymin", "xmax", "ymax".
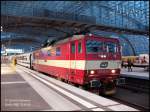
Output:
[
  {"xmin": 86, "ymin": 40, "xmax": 117, "ymax": 53},
  {"xmin": 105, "ymin": 42, "xmax": 117, "ymax": 53},
  {"xmin": 47, "ymin": 50, "xmax": 51, "ymax": 56},
  {"xmin": 56, "ymin": 47, "xmax": 61, "ymax": 56},
  {"xmin": 86, "ymin": 40, "xmax": 103, "ymax": 53},
  {"xmin": 78, "ymin": 42, "xmax": 82, "ymax": 53},
  {"xmin": 71, "ymin": 43, "xmax": 75, "ymax": 53}
]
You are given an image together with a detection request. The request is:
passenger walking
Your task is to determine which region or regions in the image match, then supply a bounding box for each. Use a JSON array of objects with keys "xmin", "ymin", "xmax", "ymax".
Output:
[
  {"xmin": 127, "ymin": 58, "xmax": 132, "ymax": 72},
  {"xmin": 14, "ymin": 58, "xmax": 17, "ymax": 66},
  {"xmin": 121, "ymin": 61, "xmax": 124, "ymax": 68}
]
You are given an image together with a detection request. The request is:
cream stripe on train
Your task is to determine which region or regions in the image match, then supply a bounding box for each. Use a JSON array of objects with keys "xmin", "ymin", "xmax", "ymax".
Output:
[{"xmin": 33, "ymin": 60, "xmax": 121, "ymax": 70}]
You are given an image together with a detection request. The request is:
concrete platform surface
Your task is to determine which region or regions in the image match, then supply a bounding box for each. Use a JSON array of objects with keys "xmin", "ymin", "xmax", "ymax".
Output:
[
  {"xmin": 121, "ymin": 67, "xmax": 149, "ymax": 80},
  {"xmin": 1, "ymin": 64, "xmax": 138, "ymax": 111},
  {"xmin": 1, "ymin": 64, "xmax": 51, "ymax": 111}
]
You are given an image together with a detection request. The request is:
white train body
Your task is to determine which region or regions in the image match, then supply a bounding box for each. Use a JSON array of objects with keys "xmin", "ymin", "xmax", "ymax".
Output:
[{"xmin": 16, "ymin": 53, "xmax": 31, "ymax": 68}]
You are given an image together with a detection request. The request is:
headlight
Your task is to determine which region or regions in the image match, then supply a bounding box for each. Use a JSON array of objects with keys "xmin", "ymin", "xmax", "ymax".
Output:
[
  {"xmin": 90, "ymin": 70, "xmax": 95, "ymax": 74},
  {"xmin": 100, "ymin": 55, "xmax": 106, "ymax": 58},
  {"xmin": 111, "ymin": 69, "xmax": 116, "ymax": 73},
  {"xmin": 103, "ymin": 55, "xmax": 106, "ymax": 58},
  {"xmin": 101, "ymin": 55, "xmax": 104, "ymax": 58}
]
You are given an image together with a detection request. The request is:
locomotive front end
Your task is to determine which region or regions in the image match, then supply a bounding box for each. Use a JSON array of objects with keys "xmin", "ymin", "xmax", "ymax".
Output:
[
  {"xmin": 85, "ymin": 61, "xmax": 122, "ymax": 95},
  {"xmin": 84, "ymin": 36, "xmax": 125, "ymax": 95}
]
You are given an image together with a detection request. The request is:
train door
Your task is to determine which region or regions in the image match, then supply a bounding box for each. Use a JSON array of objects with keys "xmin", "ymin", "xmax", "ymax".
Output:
[
  {"xmin": 69, "ymin": 41, "xmax": 77, "ymax": 82},
  {"xmin": 29, "ymin": 54, "xmax": 31, "ymax": 69},
  {"xmin": 29, "ymin": 53, "xmax": 33, "ymax": 69}
]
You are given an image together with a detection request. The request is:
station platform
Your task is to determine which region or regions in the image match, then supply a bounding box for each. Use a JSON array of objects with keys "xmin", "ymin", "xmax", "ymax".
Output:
[
  {"xmin": 121, "ymin": 67, "xmax": 149, "ymax": 80},
  {"xmin": 1, "ymin": 63, "xmax": 138, "ymax": 111}
]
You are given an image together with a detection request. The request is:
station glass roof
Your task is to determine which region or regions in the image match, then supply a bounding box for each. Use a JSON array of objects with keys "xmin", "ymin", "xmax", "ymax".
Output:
[{"xmin": 1, "ymin": 1, "xmax": 149, "ymax": 56}]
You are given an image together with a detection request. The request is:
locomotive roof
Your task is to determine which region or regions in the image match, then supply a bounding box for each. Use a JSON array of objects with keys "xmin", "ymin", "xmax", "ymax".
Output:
[
  {"xmin": 55, "ymin": 34, "xmax": 85, "ymax": 45},
  {"xmin": 55, "ymin": 34, "xmax": 119, "ymax": 45},
  {"xmin": 37, "ymin": 34, "xmax": 119, "ymax": 51}
]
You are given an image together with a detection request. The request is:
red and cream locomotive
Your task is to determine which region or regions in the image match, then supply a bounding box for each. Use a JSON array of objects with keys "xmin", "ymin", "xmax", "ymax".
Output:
[{"xmin": 16, "ymin": 34, "xmax": 125, "ymax": 95}]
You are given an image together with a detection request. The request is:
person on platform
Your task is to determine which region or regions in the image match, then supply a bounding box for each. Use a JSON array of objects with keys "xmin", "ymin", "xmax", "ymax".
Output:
[
  {"xmin": 14, "ymin": 58, "xmax": 17, "ymax": 65},
  {"xmin": 127, "ymin": 58, "xmax": 132, "ymax": 72}
]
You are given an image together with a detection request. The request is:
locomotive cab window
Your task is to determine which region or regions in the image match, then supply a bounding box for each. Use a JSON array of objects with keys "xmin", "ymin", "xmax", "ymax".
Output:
[
  {"xmin": 56, "ymin": 47, "xmax": 61, "ymax": 56},
  {"xmin": 86, "ymin": 40, "xmax": 118, "ymax": 53},
  {"xmin": 71, "ymin": 43, "xmax": 75, "ymax": 53},
  {"xmin": 105, "ymin": 42, "xmax": 117, "ymax": 53},
  {"xmin": 78, "ymin": 42, "xmax": 82, "ymax": 53},
  {"xmin": 86, "ymin": 40, "xmax": 103, "ymax": 53}
]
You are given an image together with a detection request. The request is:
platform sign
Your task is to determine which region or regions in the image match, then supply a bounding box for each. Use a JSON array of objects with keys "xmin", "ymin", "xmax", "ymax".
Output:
[
  {"xmin": 5, "ymin": 49, "xmax": 24, "ymax": 53},
  {"xmin": 1, "ymin": 50, "xmax": 5, "ymax": 54},
  {"xmin": 1, "ymin": 50, "xmax": 7, "ymax": 55}
]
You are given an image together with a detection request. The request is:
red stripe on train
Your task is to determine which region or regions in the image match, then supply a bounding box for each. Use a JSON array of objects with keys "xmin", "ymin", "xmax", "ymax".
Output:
[{"xmin": 33, "ymin": 64, "xmax": 120, "ymax": 85}]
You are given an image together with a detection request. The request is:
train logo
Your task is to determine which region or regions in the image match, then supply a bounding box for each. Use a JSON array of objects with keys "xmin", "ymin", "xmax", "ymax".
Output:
[{"xmin": 100, "ymin": 62, "xmax": 108, "ymax": 68}]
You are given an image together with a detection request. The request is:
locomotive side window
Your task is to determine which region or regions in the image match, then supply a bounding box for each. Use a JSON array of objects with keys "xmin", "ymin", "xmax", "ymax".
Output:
[
  {"xmin": 47, "ymin": 50, "xmax": 51, "ymax": 56},
  {"xmin": 56, "ymin": 47, "xmax": 61, "ymax": 56},
  {"xmin": 78, "ymin": 42, "xmax": 82, "ymax": 53},
  {"xmin": 71, "ymin": 43, "xmax": 75, "ymax": 53}
]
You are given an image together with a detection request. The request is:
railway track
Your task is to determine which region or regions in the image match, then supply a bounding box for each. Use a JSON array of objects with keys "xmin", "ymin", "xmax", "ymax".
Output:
[
  {"xmin": 111, "ymin": 77, "xmax": 149, "ymax": 111},
  {"xmin": 107, "ymin": 94, "xmax": 149, "ymax": 111},
  {"xmin": 117, "ymin": 84, "xmax": 149, "ymax": 93},
  {"xmin": 118, "ymin": 76, "xmax": 149, "ymax": 93},
  {"xmin": 90, "ymin": 76, "xmax": 149, "ymax": 111}
]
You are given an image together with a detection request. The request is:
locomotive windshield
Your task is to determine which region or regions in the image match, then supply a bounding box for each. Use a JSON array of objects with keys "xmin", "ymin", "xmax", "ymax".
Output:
[{"xmin": 86, "ymin": 40, "xmax": 118, "ymax": 53}]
